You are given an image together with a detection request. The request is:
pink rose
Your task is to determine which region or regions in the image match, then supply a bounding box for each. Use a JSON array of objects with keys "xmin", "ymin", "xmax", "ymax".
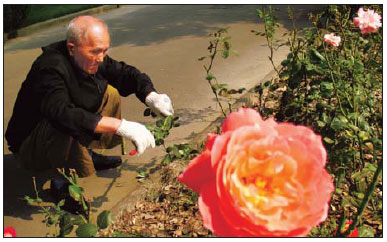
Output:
[
  {"xmin": 324, "ymin": 33, "xmax": 341, "ymax": 47},
  {"xmin": 4, "ymin": 227, "xmax": 16, "ymax": 237},
  {"xmin": 353, "ymin": 8, "xmax": 382, "ymax": 34},
  {"xmin": 178, "ymin": 108, "xmax": 334, "ymax": 237}
]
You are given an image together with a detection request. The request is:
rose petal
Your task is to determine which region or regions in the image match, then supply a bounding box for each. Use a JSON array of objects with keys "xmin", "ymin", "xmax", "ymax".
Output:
[
  {"xmin": 198, "ymin": 182, "xmax": 236, "ymax": 236},
  {"xmin": 178, "ymin": 133, "xmax": 217, "ymax": 193},
  {"xmin": 222, "ymin": 108, "xmax": 264, "ymax": 133},
  {"xmin": 276, "ymin": 123, "xmax": 326, "ymax": 166},
  {"xmin": 211, "ymin": 132, "xmax": 232, "ymax": 170}
]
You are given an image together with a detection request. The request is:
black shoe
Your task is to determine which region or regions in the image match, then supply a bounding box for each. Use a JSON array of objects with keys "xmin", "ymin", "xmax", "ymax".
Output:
[
  {"xmin": 49, "ymin": 177, "xmax": 84, "ymax": 214},
  {"xmin": 88, "ymin": 150, "xmax": 122, "ymax": 171}
]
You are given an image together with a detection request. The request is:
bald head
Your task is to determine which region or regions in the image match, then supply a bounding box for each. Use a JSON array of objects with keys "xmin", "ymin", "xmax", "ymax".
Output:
[
  {"xmin": 66, "ymin": 16, "xmax": 110, "ymax": 46},
  {"xmin": 66, "ymin": 16, "xmax": 111, "ymax": 74}
]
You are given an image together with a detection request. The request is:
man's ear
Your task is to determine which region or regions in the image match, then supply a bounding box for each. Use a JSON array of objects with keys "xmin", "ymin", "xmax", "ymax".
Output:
[{"xmin": 67, "ymin": 42, "xmax": 75, "ymax": 56}]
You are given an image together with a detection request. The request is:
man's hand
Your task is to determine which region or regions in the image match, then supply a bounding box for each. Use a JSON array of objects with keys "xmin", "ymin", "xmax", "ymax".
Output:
[
  {"xmin": 115, "ymin": 119, "xmax": 155, "ymax": 155},
  {"xmin": 145, "ymin": 92, "xmax": 174, "ymax": 117}
]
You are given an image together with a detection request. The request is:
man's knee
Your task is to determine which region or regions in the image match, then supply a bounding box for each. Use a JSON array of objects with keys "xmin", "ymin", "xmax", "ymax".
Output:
[
  {"xmin": 106, "ymin": 85, "xmax": 120, "ymax": 103},
  {"xmin": 98, "ymin": 85, "xmax": 121, "ymax": 118}
]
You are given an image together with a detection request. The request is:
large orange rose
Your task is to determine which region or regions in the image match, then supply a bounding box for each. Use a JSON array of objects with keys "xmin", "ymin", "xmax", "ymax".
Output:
[{"xmin": 178, "ymin": 108, "xmax": 334, "ymax": 237}]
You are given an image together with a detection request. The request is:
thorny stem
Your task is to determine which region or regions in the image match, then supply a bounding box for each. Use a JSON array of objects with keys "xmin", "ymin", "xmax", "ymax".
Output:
[
  {"xmin": 32, "ymin": 176, "xmax": 40, "ymax": 200},
  {"xmin": 204, "ymin": 37, "xmax": 227, "ymax": 117},
  {"xmin": 357, "ymin": 135, "xmax": 366, "ymax": 168},
  {"xmin": 262, "ymin": 6, "xmax": 280, "ymax": 76},
  {"xmin": 336, "ymin": 211, "xmax": 348, "ymax": 237},
  {"xmin": 322, "ymin": 45, "xmax": 347, "ymax": 117}
]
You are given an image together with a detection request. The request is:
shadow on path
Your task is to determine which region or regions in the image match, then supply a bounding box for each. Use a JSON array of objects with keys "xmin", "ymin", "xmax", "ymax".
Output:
[
  {"xmin": 5, "ymin": 5, "xmax": 324, "ymax": 52},
  {"xmin": 3, "ymin": 154, "xmax": 54, "ymax": 220}
]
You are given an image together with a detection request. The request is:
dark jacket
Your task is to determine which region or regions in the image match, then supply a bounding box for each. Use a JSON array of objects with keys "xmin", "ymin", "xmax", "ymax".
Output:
[{"xmin": 5, "ymin": 40, "xmax": 156, "ymax": 153}]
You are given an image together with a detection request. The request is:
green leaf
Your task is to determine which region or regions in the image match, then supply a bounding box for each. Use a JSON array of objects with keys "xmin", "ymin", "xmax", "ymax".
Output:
[
  {"xmin": 161, "ymin": 154, "xmax": 172, "ymax": 166},
  {"xmin": 46, "ymin": 216, "xmax": 56, "ymax": 226},
  {"xmin": 163, "ymin": 115, "xmax": 173, "ymax": 130},
  {"xmin": 153, "ymin": 130, "xmax": 162, "ymax": 140},
  {"xmin": 155, "ymin": 139, "xmax": 164, "ymax": 146},
  {"xmin": 351, "ymin": 171, "xmax": 362, "ymax": 181},
  {"xmin": 57, "ymin": 199, "xmax": 65, "ymax": 208},
  {"xmin": 331, "ymin": 117, "xmax": 345, "ymax": 130},
  {"xmin": 348, "ymin": 124, "xmax": 359, "ymax": 132},
  {"xmin": 341, "ymin": 197, "xmax": 351, "ymax": 207},
  {"xmin": 137, "ymin": 171, "xmax": 148, "ymax": 178},
  {"xmin": 68, "ymin": 185, "xmax": 83, "ymax": 202},
  {"xmin": 320, "ymin": 82, "xmax": 334, "ymax": 91},
  {"xmin": 350, "ymin": 56, "xmax": 355, "ymax": 66},
  {"xmin": 281, "ymin": 59, "xmax": 290, "ymax": 67},
  {"xmin": 312, "ymin": 49, "xmax": 325, "ymax": 61},
  {"xmin": 358, "ymin": 131, "xmax": 368, "ymax": 141},
  {"xmin": 72, "ymin": 172, "xmax": 79, "ymax": 185},
  {"xmin": 337, "ymin": 115, "xmax": 348, "ymax": 124},
  {"xmin": 317, "ymin": 120, "xmax": 325, "ymax": 128},
  {"xmin": 24, "ymin": 196, "xmax": 36, "ymax": 205},
  {"xmin": 145, "ymin": 124, "xmax": 155, "ymax": 131},
  {"xmin": 221, "ymin": 50, "xmax": 229, "ymax": 58},
  {"xmin": 355, "ymin": 192, "xmax": 365, "ymax": 199},
  {"xmin": 354, "ymin": 60, "xmax": 364, "ymax": 72},
  {"xmin": 206, "ymin": 74, "xmax": 214, "ymax": 81},
  {"xmin": 323, "ymin": 137, "xmax": 335, "ymax": 144},
  {"xmin": 349, "ymin": 196, "xmax": 362, "ymax": 207},
  {"xmin": 156, "ymin": 119, "xmax": 164, "ymax": 128},
  {"xmin": 60, "ymin": 214, "xmax": 74, "ymax": 236},
  {"xmin": 97, "ymin": 210, "xmax": 112, "ymax": 230},
  {"xmin": 347, "ymin": 112, "xmax": 358, "ymax": 121},
  {"xmin": 212, "ymin": 83, "xmax": 227, "ymax": 90},
  {"xmin": 76, "ymin": 223, "xmax": 98, "ymax": 238},
  {"xmin": 72, "ymin": 216, "xmax": 87, "ymax": 226},
  {"xmin": 365, "ymin": 163, "xmax": 377, "ymax": 172},
  {"xmin": 358, "ymin": 226, "xmax": 374, "ymax": 237},
  {"xmin": 173, "ymin": 147, "xmax": 183, "ymax": 159}
]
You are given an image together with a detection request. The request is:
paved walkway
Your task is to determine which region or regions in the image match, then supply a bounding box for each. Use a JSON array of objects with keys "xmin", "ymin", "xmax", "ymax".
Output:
[{"xmin": 3, "ymin": 5, "xmax": 324, "ymax": 237}]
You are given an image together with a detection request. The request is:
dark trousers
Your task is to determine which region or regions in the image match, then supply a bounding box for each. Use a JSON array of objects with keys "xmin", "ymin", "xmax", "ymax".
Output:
[{"xmin": 16, "ymin": 85, "xmax": 122, "ymax": 177}]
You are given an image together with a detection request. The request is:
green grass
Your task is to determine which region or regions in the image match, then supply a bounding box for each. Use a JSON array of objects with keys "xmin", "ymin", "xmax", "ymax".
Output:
[{"xmin": 23, "ymin": 4, "xmax": 102, "ymax": 27}]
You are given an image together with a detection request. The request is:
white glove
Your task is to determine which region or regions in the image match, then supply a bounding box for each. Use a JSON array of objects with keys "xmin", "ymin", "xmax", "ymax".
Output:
[
  {"xmin": 145, "ymin": 92, "xmax": 174, "ymax": 117},
  {"xmin": 115, "ymin": 119, "xmax": 155, "ymax": 155}
]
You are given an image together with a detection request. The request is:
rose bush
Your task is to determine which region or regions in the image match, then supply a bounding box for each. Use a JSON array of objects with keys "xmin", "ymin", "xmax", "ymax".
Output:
[{"xmin": 178, "ymin": 108, "xmax": 334, "ymax": 237}]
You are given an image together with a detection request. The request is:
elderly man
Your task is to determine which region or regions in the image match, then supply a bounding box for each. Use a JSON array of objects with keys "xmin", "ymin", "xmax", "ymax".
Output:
[{"xmin": 6, "ymin": 16, "xmax": 173, "ymax": 185}]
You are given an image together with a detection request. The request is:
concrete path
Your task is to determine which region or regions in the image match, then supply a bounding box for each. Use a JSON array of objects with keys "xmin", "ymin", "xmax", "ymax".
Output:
[{"xmin": 3, "ymin": 5, "xmax": 324, "ymax": 237}]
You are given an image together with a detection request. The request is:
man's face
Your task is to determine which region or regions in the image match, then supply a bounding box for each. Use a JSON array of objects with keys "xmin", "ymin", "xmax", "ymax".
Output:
[{"xmin": 68, "ymin": 26, "xmax": 110, "ymax": 74}]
